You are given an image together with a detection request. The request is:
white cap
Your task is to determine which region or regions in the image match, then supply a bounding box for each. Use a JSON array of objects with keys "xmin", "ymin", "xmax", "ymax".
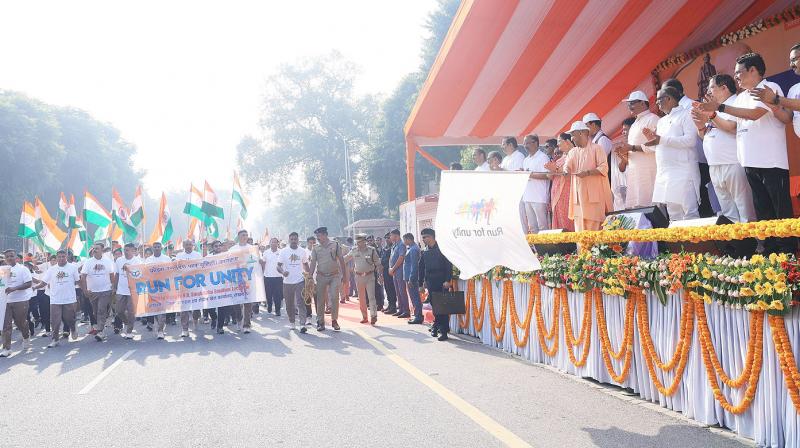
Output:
[
  {"xmin": 568, "ymin": 121, "xmax": 590, "ymax": 133},
  {"xmin": 582, "ymin": 112, "xmax": 601, "ymax": 123},
  {"xmin": 621, "ymin": 90, "xmax": 648, "ymax": 102}
]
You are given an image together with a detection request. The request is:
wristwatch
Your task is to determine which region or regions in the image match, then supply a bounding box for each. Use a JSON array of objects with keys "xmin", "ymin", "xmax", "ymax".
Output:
[
  {"xmin": 773, "ymin": 95, "xmax": 781, "ymax": 105},
  {"xmin": 717, "ymin": 104, "xmax": 726, "ymax": 113}
]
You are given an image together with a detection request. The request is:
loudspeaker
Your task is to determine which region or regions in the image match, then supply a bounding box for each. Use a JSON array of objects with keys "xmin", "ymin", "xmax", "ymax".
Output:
[
  {"xmin": 531, "ymin": 229, "xmax": 577, "ymax": 255},
  {"xmin": 606, "ymin": 205, "xmax": 669, "ymax": 228},
  {"xmin": 665, "ymin": 215, "xmax": 756, "ymax": 257}
]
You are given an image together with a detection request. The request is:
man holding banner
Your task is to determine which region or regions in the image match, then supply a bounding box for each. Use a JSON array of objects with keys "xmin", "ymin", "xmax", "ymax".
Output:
[
  {"xmin": 113, "ymin": 243, "xmax": 141, "ymax": 340},
  {"xmin": 228, "ymin": 230, "xmax": 257, "ymax": 334},
  {"xmin": 175, "ymin": 239, "xmax": 202, "ymax": 338},
  {"xmin": 144, "ymin": 242, "xmax": 172, "ymax": 340}
]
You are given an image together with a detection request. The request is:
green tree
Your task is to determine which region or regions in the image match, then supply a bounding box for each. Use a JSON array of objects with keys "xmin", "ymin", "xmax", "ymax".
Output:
[{"xmin": 237, "ymin": 51, "xmax": 376, "ymax": 234}]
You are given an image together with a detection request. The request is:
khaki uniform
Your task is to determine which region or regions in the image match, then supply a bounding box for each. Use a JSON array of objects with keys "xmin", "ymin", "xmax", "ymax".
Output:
[
  {"xmin": 347, "ymin": 246, "xmax": 382, "ymax": 319},
  {"xmin": 311, "ymin": 241, "xmax": 343, "ymax": 327}
]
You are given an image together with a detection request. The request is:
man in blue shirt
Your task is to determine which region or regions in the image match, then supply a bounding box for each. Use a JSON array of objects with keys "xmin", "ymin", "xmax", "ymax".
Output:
[
  {"xmin": 402, "ymin": 233, "xmax": 423, "ymax": 324},
  {"xmin": 388, "ymin": 229, "xmax": 409, "ymax": 318}
]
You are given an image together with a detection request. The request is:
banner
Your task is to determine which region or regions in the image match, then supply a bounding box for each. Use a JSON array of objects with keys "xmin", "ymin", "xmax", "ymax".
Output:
[
  {"xmin": 127, "ymin": 247, "xmax": 266, "ymax": 317},
  {"xmin": 0, "ymin": 266, "xmax": 8, "ymax": 328},
  {"xmin": 436, "ymin": 171, "xmax": 541, "ymax": 279}
]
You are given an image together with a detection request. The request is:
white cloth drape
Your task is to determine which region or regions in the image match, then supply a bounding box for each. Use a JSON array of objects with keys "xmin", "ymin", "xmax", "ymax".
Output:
[{"xmin": 453, "ymin": 280, "xmax": 800, "ymax": 447}]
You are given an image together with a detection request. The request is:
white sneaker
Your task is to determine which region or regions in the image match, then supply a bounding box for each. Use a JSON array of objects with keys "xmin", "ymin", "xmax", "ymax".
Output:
[
  {"xmin": 70, "ymin": 330, "xmax": 78, "ymax": 341},
  {"xmin": 157, "ymin": 332, "xmax": 165, "ymax": 340},
  {"xmin": 126, "ymin": 333, "xmax": 135, "ymax": 340},
  {"xmin": 47, "ymin": 341, "xmax": 59, "ymax": 348},
  {"xmin": 181, "ymin": 331, "xmax": 189, "ymax": 338},
  {"xmin": 243, "ymin": 327, "xmax": 250, "ymax": 334},
  {"xmin": 22, "ymin": 339, "xmax": 32, "ymax": 349},
  {"xmin": 0, "ymin": 349, "xmax": 10, "ymax": 357}
]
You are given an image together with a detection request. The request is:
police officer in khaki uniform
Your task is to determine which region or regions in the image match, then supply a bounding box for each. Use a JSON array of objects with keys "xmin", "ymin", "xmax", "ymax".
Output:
[
  {"xmin": 344, "ymin": 233, "xmax": 383, "ymax": 325},
  {"xmin": 309, "ymin": 227, "xmax": 347, "ymax": 331}
]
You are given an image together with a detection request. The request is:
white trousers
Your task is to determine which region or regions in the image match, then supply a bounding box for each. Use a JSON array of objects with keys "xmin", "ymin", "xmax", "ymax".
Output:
[
  {"xmin": 523, "ymin": 202, "xmax": 550, "ymax": 233},
  {"xmin": 664, "ymin": 186, "xmax": 700, "ymax": 221},
  {"xmin": 709, "ymin": 163, "xmax": 756, "ymax": 223}
]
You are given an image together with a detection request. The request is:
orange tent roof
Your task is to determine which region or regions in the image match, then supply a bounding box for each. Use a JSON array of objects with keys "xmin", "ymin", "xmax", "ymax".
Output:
[{"xmin": 403, "ymin": 0, "xmax": 792, "ymax": 199}]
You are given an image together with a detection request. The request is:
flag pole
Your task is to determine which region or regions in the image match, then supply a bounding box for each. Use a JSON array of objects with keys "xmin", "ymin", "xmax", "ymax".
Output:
[{"xmin": 226, "ymin": 171, "xmax": 234, "ymax": 238}]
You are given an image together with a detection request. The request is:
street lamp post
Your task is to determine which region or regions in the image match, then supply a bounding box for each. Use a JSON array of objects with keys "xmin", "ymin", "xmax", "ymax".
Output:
[{"xmin": 334, "ymin": 130, "xmax": 354, "ymax": 237}]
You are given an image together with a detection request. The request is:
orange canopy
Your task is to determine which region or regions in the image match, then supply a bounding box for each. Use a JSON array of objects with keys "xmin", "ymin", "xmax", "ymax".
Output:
[{"xmin": 403, "ymin": 0, "xmax": 792, "ymax": 200}]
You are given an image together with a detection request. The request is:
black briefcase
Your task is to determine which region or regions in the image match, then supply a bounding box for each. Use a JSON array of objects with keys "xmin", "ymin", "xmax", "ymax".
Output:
[{"xmin": 430, "ymin": 290, "xmax": 466, "ymax": 315}]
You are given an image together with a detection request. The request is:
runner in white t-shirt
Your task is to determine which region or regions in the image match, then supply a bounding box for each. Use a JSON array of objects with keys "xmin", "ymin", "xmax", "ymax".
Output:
[
  {"xmin": 144, "ymin": 241, "xmax": 172, "ymax": 340},
  {"xmin": 1, "ymin": 249, "xmax": 33, "ymax": 357},
  {"xmin": 80, "ymin": 243, "xmax": 117, "ymax": 341},
  {"xmin": 42, "ymin": 250, "xmax": 81, "ymax": 347},
  {"xmin": 277, "ymin": 232, "xmax": 310, "ymax": 332},
  {"xmin": 113, "ymin": 243, "xmax": 143, "ymax": 339},
  {"xmin": 175, "ymin": 240, "xmax": 202, "ymax": 338},
  {"xmin": 227, "ymin": 230, "xmax": 258, "ymax": 333}
]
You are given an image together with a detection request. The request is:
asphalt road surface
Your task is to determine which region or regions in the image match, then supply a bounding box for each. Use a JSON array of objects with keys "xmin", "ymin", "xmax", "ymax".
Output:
[{"xmin": 0, "ymin": 301, "xmax": 752, "ymax": 448}]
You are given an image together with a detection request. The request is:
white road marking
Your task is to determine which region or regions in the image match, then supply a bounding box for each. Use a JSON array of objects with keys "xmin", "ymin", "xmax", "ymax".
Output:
[{"xmin": 78, "ymin": 349, "xmax": 136, "ymax": 395}]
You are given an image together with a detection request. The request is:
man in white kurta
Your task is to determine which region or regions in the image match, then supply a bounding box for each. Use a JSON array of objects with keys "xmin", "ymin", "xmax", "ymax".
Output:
[
  {"xmin": 617, "ymin": 91, "xmax": 659, "ymax": 209},
  {"xmin": 643, "ymin": 87, "xmax": 700, "ymax": 220}
]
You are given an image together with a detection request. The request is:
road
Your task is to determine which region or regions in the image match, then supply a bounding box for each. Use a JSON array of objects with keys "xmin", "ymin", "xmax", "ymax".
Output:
[{"xmin": 0, "ymin": 301, "xmax": 751, "ymax": 448}]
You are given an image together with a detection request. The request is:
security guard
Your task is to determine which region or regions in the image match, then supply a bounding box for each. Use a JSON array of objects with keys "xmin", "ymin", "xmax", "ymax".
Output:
[
  {"xmin": 309, "ymin": 227, "xmax": 346, "ymax": 331},
  {"xmin": 418, "ymin": 228, "xmax": 453, "ymax": 341},
  {"xmin": 344, "ymin": 233, "xmax": 383, "ymax": 325}
]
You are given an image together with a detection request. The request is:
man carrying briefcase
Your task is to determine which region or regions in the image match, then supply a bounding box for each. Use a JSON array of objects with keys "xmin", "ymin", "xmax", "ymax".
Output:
[{"xmin": 418, "ymin": 228, "xmax": 454, "ymax": 341}]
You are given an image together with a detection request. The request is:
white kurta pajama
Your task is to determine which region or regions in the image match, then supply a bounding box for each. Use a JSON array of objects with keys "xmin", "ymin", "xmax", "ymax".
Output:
[
  {"xmin": 652, "ymin": 107, "xmax": 700, "ymax": 220},
  {"xmin": 625, "ymin": 110, "xmax": 659, "ymax": 208}
]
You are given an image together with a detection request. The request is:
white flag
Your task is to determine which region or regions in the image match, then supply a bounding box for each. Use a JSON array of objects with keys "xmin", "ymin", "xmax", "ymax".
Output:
[{"xmin": 436, "ymin": 171, "xmax": 540, "ymax": 279}]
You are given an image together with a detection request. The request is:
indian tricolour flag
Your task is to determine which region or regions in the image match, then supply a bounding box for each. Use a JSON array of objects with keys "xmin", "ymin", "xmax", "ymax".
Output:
[
  {"xmin": 184, "ymin": 183, "xmax": 219, "ymax": 239},
  {"xmin": 34, "ymin": 197, "xmax": 67, "ymax": 254},
  {"xmin": 67, "ymin": 194, "xmax": 79, "ymax": 229},
  {"xmin": 130, "ymin": 185, "xmax": 145, "ymax": 227},
  {"xmin": 67, "ymin": 216, "xmax": 88, "ymax": 258},
  {"xmin": 84, "ymin": 191, "xmax": 112, "ymax": 228},
  {"xmin": 232, "ymin": 171, "xmax": 249, "ymax": 219},
  {"xmin": 201, "ymin": 181, "xmax": 224, "ymax": 219},
  {"xmin": 111, "ymin": 188, "xmax": 138, "ymax": 243},
  {"xmin": 57, "ymin": 192, "xmax": 69, "ymax": 229},
  {"xmin": 148, "ymin": 192, "xmax": 174, "ymax": 245},
  {"xmin": 17, "ymin": 201, "xmax": 36, "ymax": 239}
]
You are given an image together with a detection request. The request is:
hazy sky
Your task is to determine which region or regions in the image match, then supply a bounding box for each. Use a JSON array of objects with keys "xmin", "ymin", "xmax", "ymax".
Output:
[{"xmin": 2, "ymin": 0, "xmax": 437, "ymax": 219}]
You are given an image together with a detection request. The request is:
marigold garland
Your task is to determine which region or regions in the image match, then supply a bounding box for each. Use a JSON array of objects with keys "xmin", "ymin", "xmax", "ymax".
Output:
[
  {"xmin": 695, "ymin": 296, "xmax": 763, "ymax": 414},
  {"xmin": 535, "ymin": 287, "xmax": 560, "ymax": 357},
  {"xmin": 595, "ymin": 289, "xmax": 635, "ymax": 383},
  {"xmin": 460, "ymin": 280, "xmax": 474, "ymax": 330},
  {"xmin": 769, "ymin": 315, "xmax": 800, "ymax": 413},
  {"xmin": 561, "ymin": 290, "xmax": 592, "ymax": 367},
  {"xmin": 486, "ymin": 280, "xmax": 509, "ymax": 342},
  {"xmin": 507, "ymin": 280, "xmax": 536, "ymax": 348},
  {"xmin": 636, "ymin": 291, "xmax": 694, "ymax": 396},
  {"xmin": 469, "ymin": 278, "xmax": 489, "ymax": 332}
]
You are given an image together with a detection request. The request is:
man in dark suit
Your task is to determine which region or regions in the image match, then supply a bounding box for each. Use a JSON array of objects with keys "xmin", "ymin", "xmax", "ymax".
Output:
[{"xmin": 418, "ymin": 228, "xmax": 453, "ymax": 341}]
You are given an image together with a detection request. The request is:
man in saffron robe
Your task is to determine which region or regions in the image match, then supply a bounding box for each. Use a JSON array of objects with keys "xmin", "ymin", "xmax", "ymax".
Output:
[{"xmin": 562, "ymin": 121, "xmax": 613, "ymax": 231}]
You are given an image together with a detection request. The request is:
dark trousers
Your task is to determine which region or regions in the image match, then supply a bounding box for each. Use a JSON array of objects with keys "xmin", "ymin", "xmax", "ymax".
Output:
[
  {"xmin": 216, "ymin": 306, "xmax": 233, "ymax": 331},
  {"xmin": 698, "ymin": 162, "xmax": 714, "ymax": 218},
  {"xmin": 383, "ymin": 266, "xmax": 396, "ymax": 310},
  {"xmin": 264, "ymin": 277, "xmax": 284, "ymax": 313},
  {"xmin": 428, "ymin": 284, "xmax": 450, "ymax": 335},
  {"xmin": 203, "ymin": 308, "xmax": 218, "ymax": 321},
  {"xmin": 79, "ymin": 288, "xmax": 96, "ymax": 325},
  {"xmin": 166, "ymin": 312, "xmax": 176, "ymax": 324},
  {"xmin": 745, "ymin": 167, "xmax": 797, "ymax": 254}
]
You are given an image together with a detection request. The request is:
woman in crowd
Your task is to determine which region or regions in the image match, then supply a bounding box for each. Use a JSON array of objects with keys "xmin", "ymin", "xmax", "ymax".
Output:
[
  {"xmin": 546, "ymin": 134, "xmax": 575, "ymax": 231},
  {"xmin": 487, "ymin": 151, "xmax": 504, "ymax": 171}
]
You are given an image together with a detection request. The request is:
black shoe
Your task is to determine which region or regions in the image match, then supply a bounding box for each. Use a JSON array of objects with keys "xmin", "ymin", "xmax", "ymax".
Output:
[
  {"xmin": 397, "ymin": 313, "xmax": 410, "ymax": 318},
  {"xmin": 300, "ymin": 327, "xmax": 307, "ymax": 334},
  {"xmin": 408, "ymin": 318, "xmax": 423, "ymax": 325},
  {"xmin": 217, "ymin": 329, "xmax": 224, "ymax": 335},
  {"xmin": 437, "ymin": 334, "xmax": 448, "ymax": 341},
  {"xmin": 383, "ymin": 308, "xmax": 397, "ymax": 314},
  {"xmin": 275, "ymin": 311, "xmax": 281, "ymax": 317},
  {"xmin": 317, "ymin": 325, "xmax": 325, "ymax": 331},
  {"xmin": 431, "ymin": 331, "xmax": 439, "ymax": 338},
  {"xmin": 391, "ymin": 311, "xmax": 402, "ymax": 316},
  {"xmin": 113, "ymin": 328, "xmax": 120, "ymax": 334},
  {"xmin": 146, "ymin": 325, "xmax": 153, "ymax": 332}
]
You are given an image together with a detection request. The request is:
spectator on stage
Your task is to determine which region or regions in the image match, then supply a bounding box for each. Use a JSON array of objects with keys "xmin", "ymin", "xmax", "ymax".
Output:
[
  {"xmin": 664, "ymin": 78, "xmax": 713, "ymax": 217},
  {"xmin": 615, "ymin": 90, "xmax": 659, "ymax": 208},
  {"xmin": 691, "ymin": 74, "xmax": 755, "ymax": 223},
  {"xmin": 500, "ymin": 136, "xmax": 525, "ymax": 171},
  {"xmin": 523, "ymin": 134, "xmax": 540, "ymax": 157},
  {"xmin": 473, "ymin": 148, "xmax": 489, "ymax": 171},
  {"xmin": 697, "ymin": 52, "xmax": 795, "ymax": 254},
  {"xmin": 545, "ymin": 133, "xmax": 575, "ymax": 231},
  {"xmin": 543, "ymin": 139, "xmax": 558, "ymax": 159},
  {"xmin": 563, "ymin": 121, "xmax": 612, "ymax": 231},
  {"xmin": 487, "ymin": 151, "xmax": 504, "ymax": 171},
  {"xmin": 522, "ymin": 135, "xmax": 551, "ymax": 233},
  {"xmin": 584, "ymin": 112, "xmax": 626, "ymax": 210},
  {"xmin": 751, "ymin": 43, "xmax": 800, "ymax": 137},
  {"xmin": 642, "ymin": 87, "xmax": 700, "ymax": 220}
]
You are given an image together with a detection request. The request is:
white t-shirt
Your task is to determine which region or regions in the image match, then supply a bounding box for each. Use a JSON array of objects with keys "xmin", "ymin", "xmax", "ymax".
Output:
[
  {"xmin": 278, "ymin": 246, "xmax": 309, "ymax": 285},
  {"xmin": 522, "ymin": 151, "xmax": 550, "ymax": 203},
  {"xmin": 787, "ymin": 82, "xmax": 800, "ymax": 138},
  {"xmin": 144, "ymin": 254, "xmax": 172, "ymax": 265},
  {"xmin": 703, "ymin": 94, "xmax": 739, "ymax": 166},
  {"xmin": 175, "ymin": 250, "xmax": 201, "ymax": 262},
  {"xmin": 500, "ymin": 150, "xmax": 525, "ymax": 171},
  {"xmin": 474, "ymin": 161, "xmax": 490, "ymax": 171},
  {"xmin": 261, "ymin": 248, "xmax": 282, "ymax": 278},
  {"xmin": 42, "ymin": 263, "xmax": 80, "ymax": 305},
  {"xmin": 734, "ymin": 79, "xmax": 788, "ymax": 169},
  {"xmin": 81, "ymin": 257, "xmax": 116, "ymax": 292},
  {"xmin": 5, "ymin": 264, "xmax": 33, "ymax": 303},
  {"xmin": 115, "ymin": 255, "xmax": 143, "ymax": 295}
]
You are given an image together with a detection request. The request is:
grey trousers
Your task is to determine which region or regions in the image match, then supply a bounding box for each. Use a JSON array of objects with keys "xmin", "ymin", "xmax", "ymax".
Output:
[
  {"xmin": 50, "ymin": 303, "xmax": 77, "ymax": 342},
  {"xmin": 115, "ymin": 294, "xmax": 135, "ymax": 334},
  {"xmin": 87, "ymin": 290, "xmax": 112, "ymax": 334},
  {"xmin": 180, "ymin": 310, "xmax": 201, "ymax": 331},
  {"xmin": 315, "ymin": 275, "xmax": 341, "ymax": 326},
  {"xmin": 2, "ymin": 301, "xmax": 30, "ymax": 349},
  {"xmin": 283, "ymin": 281, "xmax": 306, "ymax": 324}
]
